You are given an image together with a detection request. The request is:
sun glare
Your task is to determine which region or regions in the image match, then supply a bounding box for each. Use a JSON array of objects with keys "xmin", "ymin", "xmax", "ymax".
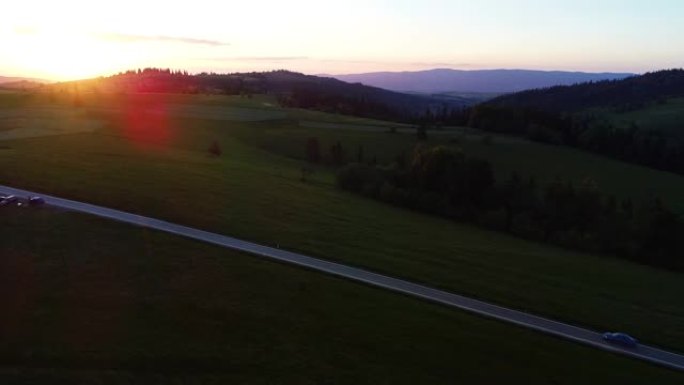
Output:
[{"xmin": 6, "ymin": 27, "xmax": 143, "ymax": 80}]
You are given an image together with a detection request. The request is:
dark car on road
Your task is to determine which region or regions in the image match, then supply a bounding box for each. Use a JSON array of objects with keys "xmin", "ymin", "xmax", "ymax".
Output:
[
  {"xmin": 28, "ymin": 196, "xmax": 46, "ymax": 206},
  {"xmin": 0, "ymin": 195, "xmax": 19, "ymax": 206},
  {"xmin": 603, "ymin": 332, "xmax": 639, "ymax": 348}
]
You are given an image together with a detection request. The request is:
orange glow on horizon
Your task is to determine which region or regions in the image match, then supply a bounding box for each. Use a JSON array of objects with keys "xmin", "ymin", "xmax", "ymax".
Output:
[{"xmin": 4, "ymin": 29, "xmax": 145, "ymax": 81}]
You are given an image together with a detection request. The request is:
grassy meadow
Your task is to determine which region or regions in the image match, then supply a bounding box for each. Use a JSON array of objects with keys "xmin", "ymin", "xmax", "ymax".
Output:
[
  {"xmin": 1, "ymin": 91, "xmax": 684, "ymax": 354},
  {"xmin": 231, "ymin": 119, "xmax": 684, "ymax": 212},
  {"xmin": 1, "ymin": 206, "xmax": 682, "ymax": 384},
  {"xmin": 597, "ymin": 98, "xmax": 684, "ymax": 138}
]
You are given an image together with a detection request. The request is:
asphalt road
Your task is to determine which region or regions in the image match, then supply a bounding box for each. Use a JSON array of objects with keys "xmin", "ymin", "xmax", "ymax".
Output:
[{"xmin": 2, "ymin": 184, "xmax": 684, "ymax": 372}]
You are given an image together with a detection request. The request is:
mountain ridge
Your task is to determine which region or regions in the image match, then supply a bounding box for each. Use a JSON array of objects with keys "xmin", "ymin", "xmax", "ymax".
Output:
[
  {"xmin": 0, "ymin": 76, "xmax": 48, "ymax": 84},
  {"xmin": 331, "ymin": 69, "xmax": 634, "ymax": 93},
  {"xmin": 54, "ymin": 69, "xmax": 471, "ymax": 122}
]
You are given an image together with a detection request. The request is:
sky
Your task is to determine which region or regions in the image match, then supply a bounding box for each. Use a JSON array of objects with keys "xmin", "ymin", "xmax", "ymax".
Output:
[{"xmin": 1, "ymin": 0, "xmax": 683, "ymax": 80}]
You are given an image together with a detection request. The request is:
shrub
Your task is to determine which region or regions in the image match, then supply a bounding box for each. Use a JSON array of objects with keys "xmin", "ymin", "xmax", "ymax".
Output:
[
  {"xmin": 208, "ymin": 141, "xmax": 222, "ymax": 157},
  {"xmin": 336, "ymin": 163, "xmax": 383, "ymax": 192}
]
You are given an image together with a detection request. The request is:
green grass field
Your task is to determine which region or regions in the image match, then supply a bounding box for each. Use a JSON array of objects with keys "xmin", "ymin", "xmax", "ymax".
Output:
[
  {"xmin": 229, "ymin": 120, "xmax": 684, "ymax": 213},
  {"xmin": 1, "ymin": 91, "xmax": 684, "ymax": 355},
  {"xmin": 1, "ymin": 206, "xmax": 682, "ymax": 384},
  {"xmin": 597, "ymin": 98, "xmax": 684, "ymax": 138},
  {"xmin": 0, "ymin": 107, "xmax": 101, "ymax": 140}
]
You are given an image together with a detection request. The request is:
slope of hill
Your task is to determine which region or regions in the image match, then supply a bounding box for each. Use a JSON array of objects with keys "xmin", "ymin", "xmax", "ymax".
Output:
[
  {"xmin": 332, "ymin": 69, "xmax": 633, "ymax": 93},
  {"xmin": 487, "ymin": 69, "xmax": 684, "ymax": 113},
  {"xmin": 59, "ymin": 69, "xmax": 470, "ymax": 122},
  {"xmin": 0, "ymin": 76, "xmax": 25, "ymax": 84},
  {"xmin": 0, "ymin": 76, "xmax": 47, "ymax": 84},
  {"xmin": 600, "ymin": 98, "xmax": 684, "ymax": 138},
  {"xmin": 0, "ymin": 80, "xmax": 45, "ymax": 90},
  {"xmin": 468, "ymin": 69, "xmax": 684, "ymax": 175}
]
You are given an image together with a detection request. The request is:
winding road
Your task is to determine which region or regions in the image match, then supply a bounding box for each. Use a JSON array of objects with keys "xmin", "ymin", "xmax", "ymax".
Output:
[{"xmin": 2, "ymin": 184, "xmax": 684, "ymax": 372}]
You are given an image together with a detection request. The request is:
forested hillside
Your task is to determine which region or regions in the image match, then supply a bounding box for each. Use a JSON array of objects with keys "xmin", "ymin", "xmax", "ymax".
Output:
[
  {"xmin": 55, "ymin": 68, "xmax": 469, "ymax": 122},
  {"xmin": 488, "ymin": 69, "xmax": 684, "ymax": 112},
  {"xmin": 467, "ymin": 70, "xmax": 684, "ymax": 175}
]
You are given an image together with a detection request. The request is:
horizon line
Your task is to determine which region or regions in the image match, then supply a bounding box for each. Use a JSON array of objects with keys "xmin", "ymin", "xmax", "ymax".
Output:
[{"xmin": 10, "ymin": 66, "xmax": 667, "ymax": 83}]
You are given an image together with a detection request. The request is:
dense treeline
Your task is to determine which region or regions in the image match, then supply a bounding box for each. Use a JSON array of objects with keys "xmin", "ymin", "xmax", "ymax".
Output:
[
  {"xmin": 54, "ymin": 68, "xmax": 468, "ymax": 123},
  {"xmin": 336, "ymin": 145, "xmax": 683, "ymax": 271},
  {"xmin": 488, "ymin": 69, "xmax": 684, "ymax": 113},
  {"xmin": 277, "ymin": 84, "xmax": 401, "ymax": 122}
]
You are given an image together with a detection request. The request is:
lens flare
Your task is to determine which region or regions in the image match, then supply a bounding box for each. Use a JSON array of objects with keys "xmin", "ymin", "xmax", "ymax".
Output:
[{"xmin": 119, "ymin": 94, "xmax": 173, "ymax": 149}]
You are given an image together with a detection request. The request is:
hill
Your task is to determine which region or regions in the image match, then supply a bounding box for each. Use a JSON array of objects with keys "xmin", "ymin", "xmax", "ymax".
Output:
[
  {"xmin": 468, "ymin": 69, "xmax": 684, "ymax": 175},
  {"xmin": 0, "ymin": 76, "xmax": 47, "ymax": 84},
  {"xmin": 331, "ymin": 69, "xmax": 633, "ymax": 93},
  {"xmin": 487, "ymin": 69, "xmax": 684, "ymax": 112},
  {"xmin": 0, "ymin": 80, "xmax": 45, "ymax": 90},
  {"xmin": 58, "ymin": 69, "xmax": 471, "ymax": 122},
  {"xmin": 600, "ymin": 98, "xmax": 684, "ymax": 138}
]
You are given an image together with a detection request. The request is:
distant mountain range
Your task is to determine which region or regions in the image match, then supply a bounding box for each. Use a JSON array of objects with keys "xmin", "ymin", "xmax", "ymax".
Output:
[
  {"xmin": 331, "ymin": 69, "xmax": 635, "ymax": 94},
  {"xmin": 0, "ymin": 76, "xmax": 47, "ymax": 84}
]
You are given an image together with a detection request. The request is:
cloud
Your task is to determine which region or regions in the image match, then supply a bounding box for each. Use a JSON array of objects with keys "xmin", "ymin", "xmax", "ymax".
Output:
[
  {"xmin": 318, "ymin": 58, "xmax": 477, "ymax": 68},
  {"xmin": 13, "ymin": 26, "xmax": 39, "ymax": 35},
  {"xmin": 98, "ymin": 33, "xmax": 228, "ymax": 46},
  {"xmin": 409, "ymin": 61, "xmax": 477, "ymax": 68},
  {"xmin": 208, "ymin": 56, "xmax": 308, "ymax": 62},
  {"xmin": 313, "ymin": 59, "xmax": 479, "ymax": 70},
  {"xmin": 203, "ymin": 56, "xmax": 474, "ymax": 69},
  {"xmin": 318, "ymin": 59, "xmax": 388, "ymax": 65}
]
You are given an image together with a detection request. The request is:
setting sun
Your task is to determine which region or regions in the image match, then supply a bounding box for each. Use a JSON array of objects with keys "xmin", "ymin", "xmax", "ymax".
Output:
[{"xmin": 1, "ymin": 26, "xmax": 159, "ymax": 80}]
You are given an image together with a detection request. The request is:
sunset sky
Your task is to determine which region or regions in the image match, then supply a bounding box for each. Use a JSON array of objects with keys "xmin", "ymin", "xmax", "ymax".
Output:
[{"xmin": 2, "ymin": 0, "xmax": 683, "ymax": 80}]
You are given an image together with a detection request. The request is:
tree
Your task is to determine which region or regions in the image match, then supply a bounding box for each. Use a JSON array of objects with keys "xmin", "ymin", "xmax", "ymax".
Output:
[
  {"xmin": 574, "ymin": 178, "xmax": 603, "ymax": 236},
  {"xmin": 417, "ymin": 124, "xmax": 428, "ymax": 141},
  {"xmin": 306, "ymin": 138, "xmax": 321, "ymax": 163},
  {"xmin": 482, "ymin": 135, "xmax": 494, "ymax": 145},
  {"xmin": 500, "ymin": 173, "xmax": 527, "ymax": 231},
  {"xmin": 463, "ymin": 158, "xmax": 494, "ymax": 208},
  {"xmin": 208, "ymin": 141, "xmax": 222, "ymax": 157},
  {"xmin": 330, "ymin": 141, "xmax": 346, "ymax": 166},
  {"xmin": 300, "ymin": 166, "xmax": 314, "ymax": 182},
  {"xmin": 72, "ymin": 93, "xmax": 83, "ymax": 108},
  {"xmin": 410, "ymin": 146, "xmax": 464, "ymax": 192}
]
